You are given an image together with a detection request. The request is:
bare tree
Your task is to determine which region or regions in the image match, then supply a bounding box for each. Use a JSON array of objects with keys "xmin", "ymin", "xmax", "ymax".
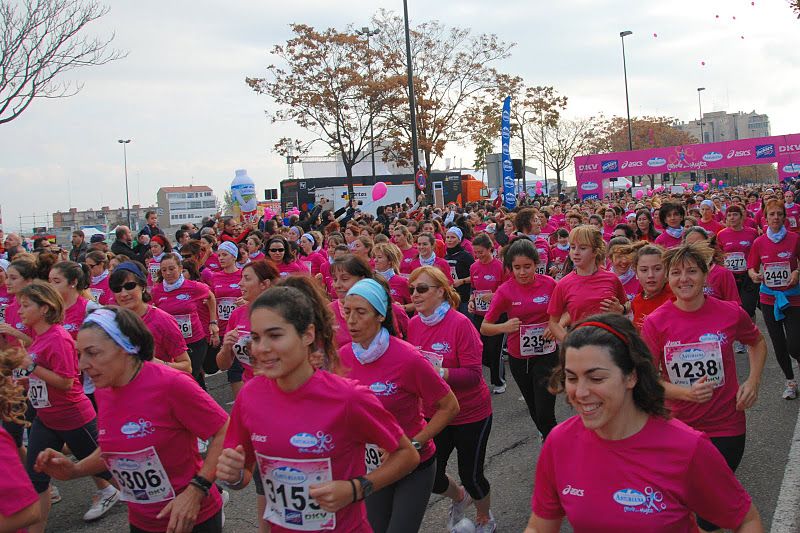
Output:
[
  {"xmin": 526, "ymin": 117, "xmax": 598, "ymax": 195},
  {"xmin": 0, "ymin": 0, "xmax": 126, "ymax": 125}
]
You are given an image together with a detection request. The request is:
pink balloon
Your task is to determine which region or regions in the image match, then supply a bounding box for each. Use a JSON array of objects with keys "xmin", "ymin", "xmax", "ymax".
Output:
[
  {"xmin": 681, "ymin": 182, "xmax": 689, "ymax": 188},
  {"xmin": 535, "ymin": 181, "xmax": 543, "ymax": 189},
  {"xmin": 635, "ymin": 190, "xmax": 644, "ymax": 199},
  {"xmin": 719, "ymin": 180, "xmax": 724, "ymax": 186},
  {"xmin": 626, "ymin": 183, "xmax": 632, "ymax": 189},
  {"xmin": 711, "ymin": 178, "xmax": 717, "ymax": 185},
  {"xmin": 371, "ymin": 181, "xmax": 388, "ymax": 201}
]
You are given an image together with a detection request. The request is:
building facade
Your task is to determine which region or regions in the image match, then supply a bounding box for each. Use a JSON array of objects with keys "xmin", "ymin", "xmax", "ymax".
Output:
[
  {"xmin": 52, "ymin": 205, "xmax": 155, "ymax": 232},
  {"xmin": 156, "ymin": 186, "xmax": 218, "ymax": 230},
  {"xmin": 676, "ymin": 110, "xmax": 771, "ymax": 144}
]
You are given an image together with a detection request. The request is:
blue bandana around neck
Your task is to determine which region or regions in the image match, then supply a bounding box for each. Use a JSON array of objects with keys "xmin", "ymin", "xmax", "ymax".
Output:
[
  {"xmin": 377, "ymin": 267, "xmax": 395, "ymax": 281},
  {"xmin": 352, "ymin": 327, "xmax": 390, "ymax": 364},
  {"xmin": 665, "ymin": 226, "xmax": 684, "ymax": 239},
  {"xmin": 767, "ymin": 226, "xmax": 788, "ymax": 244},
  {"xmin": 162, "ymin": 274, "xmax": 186, "ymax": 292},
  {"xmin": 419, "ymin": 252, "xmax": 436, "ymax": 267},
  {"xmin": 419, "ymin": 301, "xmax": 451, "ymax": 327}
]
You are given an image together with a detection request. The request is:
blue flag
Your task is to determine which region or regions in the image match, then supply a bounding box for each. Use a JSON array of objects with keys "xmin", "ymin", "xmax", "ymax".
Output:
[{"xmin": 501, "ymin": 96, "xmax": 516, "ymax": 209}]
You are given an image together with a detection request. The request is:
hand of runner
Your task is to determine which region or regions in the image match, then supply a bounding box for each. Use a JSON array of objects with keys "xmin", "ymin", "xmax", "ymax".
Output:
[
  {"xmin": 309, "ymin": 480, "xmax": 356, "ymax": 512},
  {"xmin": 503, "ymin": 317, "xmax": 521, "ymax": 334},
  {"xmin": 687, "ymin": 376, "xmax": 714, "ymax": 403},
  {"xmin": 157, "ymin": 483, "xmax": 203, "ymax": 533},
  {"xmin": 600, "ymin": 297, "xmax": 624, "ymax": 314},
  {"xmin": 216, "ymin": 445, "xmax": 246, "ymax": 484},
  {"xmin": 542, "ymin": 326, "xmax": 555, "ymax": 341},
  {"xmin": 788, "ymin": 270, "xmax": 800, "ymax": 289},
  {"xmin": 749, "ymin": 271, "xmax": 763, "ymax": 284},
  {"xmin": 34, "ymin": 449, "xmax": 79, "ymax": 480},
  {"xmin": 736, "ymin": 379, "xmax": 760, "ymax": 410},
  {"xmin": 467, "ymin": 299, "xmax": 476, "ymax": 314},
  {"xmin": 222, "ymin": 329, "xmax": 239, "ymax": 350}
]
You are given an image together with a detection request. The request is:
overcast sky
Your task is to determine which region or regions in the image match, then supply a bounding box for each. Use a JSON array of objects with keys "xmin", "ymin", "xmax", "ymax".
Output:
[{"xmin": 1, "ymin": 0, "xmax": 796, "ymax": 232}]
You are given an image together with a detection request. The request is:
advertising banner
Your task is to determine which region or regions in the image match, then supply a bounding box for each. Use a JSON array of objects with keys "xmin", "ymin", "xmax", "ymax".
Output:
[
  {"xmin": 575, "ymin": 133, "xmax": 800, "ymax": 199},
  {"xmin": 501, "ymin": 96, "xmax": 516, "ymax": 210}
]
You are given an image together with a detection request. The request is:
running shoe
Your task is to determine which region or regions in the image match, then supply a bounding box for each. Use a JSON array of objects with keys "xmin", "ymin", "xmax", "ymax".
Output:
[
  {"xmin": 733, "ymin": 341, "xmax": 747, "ymax": 354},
  {"xmin": 450, "ymin": 518, "xmax": 476, "ymax": 533},
  {"xmin": 447, "ymin": 487, "xmax": 473, "ymax": 531},
  {"xmin": 783, "ymin": 380, "xmax": 798, "ymax": 400},
  {"xmin": 475, "ymin": 512, "xmax": 497, "ymax": 533},
  {"xmin": 50, "ymin": 484, "xmax": 62, "ymax": 504},
  {"xmin": 492, "ymin": 384, "xmax": 506, "ymax": 395},
  {"xmin": 221, "ymin": 489, "xmax": 230, "ymax": 528},
  {"xmin": 83, "ymin": 487, "xmax": 120, "ymax": 521}
]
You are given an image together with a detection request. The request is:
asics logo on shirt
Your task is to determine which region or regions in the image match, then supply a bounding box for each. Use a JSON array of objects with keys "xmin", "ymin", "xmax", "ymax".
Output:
[
  {"xmin": 250, "ymin": 433, "xmax": 267, "ymax": 443},
  {"xmin": 561, "ymin": 485, "xmax": 584, "ymax": 497},
  {"xmin": 512, "ymin": 301, "xmax": 522, "ymax": 306}
]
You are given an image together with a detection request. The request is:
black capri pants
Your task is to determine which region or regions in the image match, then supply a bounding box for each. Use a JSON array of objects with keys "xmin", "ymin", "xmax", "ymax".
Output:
[
  {"xmin": 432, "ymin": 415, "xmax": 492, "ymax": 500},
  {"xmin": 761, "ymin": 304, "xmax": 800, "ymax": 381}
]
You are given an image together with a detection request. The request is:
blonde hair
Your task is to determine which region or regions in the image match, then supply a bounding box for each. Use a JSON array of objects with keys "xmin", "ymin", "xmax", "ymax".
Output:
[
  {"xmin": 569, "ymin": 226, "xmax": 606, "ymax": 266},
  {"xmin": 18, "ymin": 280, "xmax": 64, "ymax": 324},
  {"xmin": 373, "ymin": 242, "xmax": 402, "ymax": 272},
  {"xmin": 408, "ymin": 266, "xmax": 460, "ymax": 309},
  {"xmin": 0, "ymin": 348, "xmax": 28, "ymax": 426}
]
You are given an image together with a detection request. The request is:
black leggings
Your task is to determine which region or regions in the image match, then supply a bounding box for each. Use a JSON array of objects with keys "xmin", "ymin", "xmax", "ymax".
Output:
[
  {"xmin": 696, "ymin": 434, "xmax": 746, "ymax": 531},
  {"xmin": 187, "ymin": 339, "xmax": 208, "ymax": 390},
  {"xmin": 2, "ymin": 399, "xmax": 35, "ymax": 448},
  {"xmin": 432, "ymin": 415, "xmax": 492, "ymax": 500},
  {"xmin": 129, "ymin": 509, "xmax": 222, "ymax": 533},
  {"xmin": 734, "ymin": 274, "xmax": 759, "ymax": 318},
  {"xmin": 509, "ymin": 353, "xmax": 558, "ymax": 440},
  {"xmin": 366, "ymin": 457, "xmax": 436, "ymax": 533},
  {"xmin": 761, "ymin": 304, "xmax": 800, "ymax": 380},
  {"xmin": 472, "ymin": 315, "xmax": 505, "ymax": 387}
]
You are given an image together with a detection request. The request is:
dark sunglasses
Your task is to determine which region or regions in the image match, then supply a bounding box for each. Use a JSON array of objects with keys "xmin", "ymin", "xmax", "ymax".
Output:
[
  {"xmin": 110, "ymin": 281, "xmax": 139, "ymax": 293},
  {"xmin": 269, "ymin": 248, "xmax": 285, "ymax": 253},
  {"xmin": 408, "ymin": 284, "xmax": 432, "ymax": 295}
]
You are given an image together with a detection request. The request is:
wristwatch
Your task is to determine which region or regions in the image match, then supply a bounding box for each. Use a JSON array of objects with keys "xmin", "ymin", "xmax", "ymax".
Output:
[
  {"xmin": 189, "ymin": 474, "xmax": 213, "ymax": 496},
  {"xmin": 356, "ymin": 476, "xmax": 373, "ymax": 500},
  {"xmin": 411, "ymin": 440, "xmax": 422, "ymax": 451}
]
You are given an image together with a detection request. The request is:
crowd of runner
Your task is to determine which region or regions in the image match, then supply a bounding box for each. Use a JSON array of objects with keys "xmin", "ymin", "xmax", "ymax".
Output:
[{"xmin": 0, "ymin": 182, "xmax": 796, "ymax": 532}]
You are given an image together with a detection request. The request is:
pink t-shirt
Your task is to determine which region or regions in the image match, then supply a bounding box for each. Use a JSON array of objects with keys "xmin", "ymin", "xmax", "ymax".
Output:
[
  {"xmin": 654, "ymin": 231, "xmax": 683, "ymax": 249},
  {"xmin": 485, "ymin": 276, "xmax": 556, "ymax": 359},
  {"xmin": 2, "ymin": 300, "xmax": 31, "ymax": 347},
  {"xmin": 717, "ymin": 227, "xmax": 759, "ymax": 275},
  {"xmin": 532, "ymin": 415, "xmax": 752, "ymax": 532},
  {"xmin": 0, "ymin": 427, "xmax": 38, "ymax": 526},
  {"xmin": 305, "ymin": 251, "xmax": 326, "ymax": 276},
  {"xmin": 748, "ymin": 232, "xmax": 800, "ymax": 306},
  {"xmin": 469, "ymin": 258, "xmax": 506, "ymax": 317},
  {"xmin": 28, "ymin": 325, "xmax": 95, "ymax": 431},
  {"xmin": 204, "ymin": 253, "xmax": 221, "ymax": 272},
  {"xmin": 641, "ymin": 297, "xmax": 760, "ymax": 437},
  {"xmin": 89, "ymin": 273, "xmax": 115, "ymax": 305},
  {"xmin": 62, "ymin": 296, "xmax": 92, "ymax": 340},
  {"xmin": 141, "ymin": 306, "xmax": 189, "ymax": 363},
  {"xmin": 277, "ymin": 260, "xmax": 311, "ymax": 278},
  {"xmin": 224, "ymin": 305, "xmax": 254, "ymax": 382},
  {"xmin": 549, "ymin": 246, "xmax": 570, "ymax": 279},
  {"xmin": 407, "ymin": 309, "xmax": 491, "ymax": 425},
  {"xmin": 704, "ymin": 265, "xmax": 741, "ymax": 304},
  {"xmin": 548, "ymin": 270, "xmax": 627, "ymax": 323},
  {"xmin": 339, "ymin": 336, "xmax": 450, "ymax": 463},
  {"xmin": 319, "ymin": 259, "xmax": 337, "ymax": 300},
  {"xmin": 331, "ymin": 300, "xmax": 409, "ymax": 348},
  {"xmin": 786, "ymin": 203, "xmax": 800, "ymax": 231},
  {"xmin": 151, "ymin": 280, "xmax": 210, "ymax": 344},
  {"xmin": 387, "ymin": 274, "xmax": 411, "ymax": 306},
  {"xmin": 224, "ymin": 371, "xmax": 405, "ymax": 533},
  {"xmin": 399, "ymin": 246, "xmax": 418, "ymax": 276},
  {"xmin": 96, "ymin": 362, "xmax": 227, "ymax": 531},
  {"xmin": 698, "ymin": 218, "xmax": 724, "ymax": 235},
  {"xmin": 531, "ymin": 237, "xmax": 551, "ymax": 277},
  {"xmin": 407, "ymin": 256, "xmax": 452, "ymax": 283},
  {"xmin": 211, "ymin": 269, "xmax": 243, "ymax": 333}
]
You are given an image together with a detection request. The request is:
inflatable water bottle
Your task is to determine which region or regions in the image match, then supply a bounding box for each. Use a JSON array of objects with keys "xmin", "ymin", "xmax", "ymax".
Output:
[{"xmin": 231, "ymin": 169, "xmax": 258, "ymax": 224}]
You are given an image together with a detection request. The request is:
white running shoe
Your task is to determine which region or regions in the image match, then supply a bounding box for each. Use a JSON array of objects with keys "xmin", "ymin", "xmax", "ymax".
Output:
[
  {"xmin": 783, "ymin": 380, "xmax": 798, "ymax": 400},
  {"xmin": 447, "ymin": 487, "xmax": 473, "ymax": 531},
  {"xmin": 450, "ymin": 518, "xmax": 476, "ymax": 533},
  {"xmin": 733, "ymin": 341, "xmax": 747, "ymax": 354},
  {"xmin": 475, "ymin": 511, "xmax": 497, "ymax": 533},
  {"xmin": 83, "ymin": 488, "xmax": 120, "ymax": 521},
  {"xmin": 221, "ymin": 489, "xmax": 229, "ymax": 528},
  {"xmin": 492, "ymin": 384, "xmax": 506, "ymax": 395},
  {"xmin": 50, "ymin": 484, "xmax": 62, "ymax": 504}
]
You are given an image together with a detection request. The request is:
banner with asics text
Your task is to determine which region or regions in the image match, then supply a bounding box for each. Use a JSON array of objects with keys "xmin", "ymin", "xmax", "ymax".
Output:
[
  {"xmin": 501, "ymin": 96, "xmax": 516, "ymax": 209},
  {"xmin": 575, "ymin": 133, "xmax": 800, "ymax": 199}
]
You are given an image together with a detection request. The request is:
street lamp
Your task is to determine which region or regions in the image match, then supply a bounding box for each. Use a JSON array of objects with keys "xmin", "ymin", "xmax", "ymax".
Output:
[
  {"xmin": 356, "ymin": 26, "xmax": 381, "ymax": 182},
  {"xmin": 619, "ymin": 31, "xmax": 633, "ymax": 153},
  {"xmin": 117, "ymin": 139, "xmax": 132, "ymax": 229},
  {"xmin": 697, "ymin": 87, "xmax": 706, "ymax": 143},
  {"xmin": 402, "ymin": 0, "xmax": 421, "ymax": 177}
]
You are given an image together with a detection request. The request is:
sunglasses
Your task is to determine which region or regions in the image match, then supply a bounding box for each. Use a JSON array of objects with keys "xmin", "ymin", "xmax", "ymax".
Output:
[
  {"xmin": 110, "ymin": 281, "xmax": 139, "ymax": 293},
  {"xmin": 408, "ymin": 284, "xmax": 432, "ymax": 295},
  {"xmin": 269, "ymin": 248, "xmax": 285, "ymax": 253}
]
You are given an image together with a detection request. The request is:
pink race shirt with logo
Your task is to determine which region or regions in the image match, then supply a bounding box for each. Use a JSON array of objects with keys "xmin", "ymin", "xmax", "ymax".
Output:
[
  {"xmin": 748, "ymin": 232, "xmax": 800, "ymax": 306},
  {"xmin": 484, "ymin": 276, "xmax": 556, "ymax": 359},
  {"xmin": 211, "ymin": 269, "xmax": 243, "ymax": 333},
  {"xmin": 141, "ymin": 306, "xmax": 189, "ymax": 363},
  {"xmin": 224, "ymin": 371, "xmax": 405, "ymax": 533},
  {"xmin": 388, "ymin": 275, "xmax": 411, "ymax": 306},
  {"xmin": 641, "ymin": 297, "xmax": 760, "ymax": 437},
  {"xmin": 339, "ymin": 336, "xmax": 450, "ymax": 463},
  {"xmin": 89, "ymin": 275, "xmax": 115, "ymax": 305},
  {"xmin": 28, "ymin": 325, "xmax": 95, "ymax": 431},
  {"xmin": 330, "ymin": 300, "xmax": 409, "ymax": 348},
  {"xmin": 0, "ymin": 427, "xmax": 38, "ymax": 527},
  {"xmin": 469, "ymin": 258, "xmax": 506, "ymax": 317},
  {"xmin": 548, "ymin": 270, "xmax": 627, "ymax": 323},
  {"xmin": 532, "ymin": 416, "xmax": 751, "ymax": 532},
  {"xmin": 399, "ymin": 247, "xmax": 418, "ymax": 276},
  {"xmin": 698, "ymin": 219, "xmax": 724, "ymax": 235},
  {"xmin": 62, "ymin": 297, "xmax": 92, "ymax": 340},
  {"xmin": 224, "ymin": 305, "xmax": 254, "ymax": 382},
  {"xmin": 654, "ymin": 232, "xmax": 683, "ymax": 249},
  {"xmin": 786, "ymin": 203, "xmax": 800, "ymax": 231},
  {"xmin": 2, "ymin": 300, "xmax": 32, "ymax": 347},
  {"xmin": 277, "ymin": 261, "xmax": 311, "ymax": 278},
  {"xmin": 717, "ymin": 227, "xmax": 758, "ymax": 274},
  {"xmin": 549, "ymin": 246, "xmax": 570, "ymax": 278},
  {"xmin": 703, "ymin": 265, "xmax": 741, "ymax": 304},
  {"xmin": 151, "ymin": 280, "xmax": 210, "ymax": 344},
  {"xmin": 407, "ymin": 256, "xmax": 452, "ymax": 282},
  {"xmin": 407, "ymin": 309, "xmax": 491, "ymax": 425},
  {"xmin": 96, "ymin": 363, "xmax": 227, "ymax": 531}
]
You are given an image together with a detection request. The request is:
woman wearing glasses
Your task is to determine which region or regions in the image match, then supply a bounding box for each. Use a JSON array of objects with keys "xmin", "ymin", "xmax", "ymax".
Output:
[
  {"xmin": 266, "ymin": 236, "xmax": 308, "ymax": 277},
  {"xmin": 109, "ymin": 261, "xmax": 191, "ymax": 373},
  {"xmin": 406, "ymin": 266, "xmax": 495, "ymax": 533},
  {"xmin": 85, "ymin": 251, "xmax": 115, "ymax": 305}
]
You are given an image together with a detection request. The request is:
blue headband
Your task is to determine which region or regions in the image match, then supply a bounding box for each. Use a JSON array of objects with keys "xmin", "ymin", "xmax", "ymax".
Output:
[
  {"xmin": 447, "ymin": 227, "xmax": 463, "ymax": 241},
  {"xmin": 218, "ymin": 241, "xmax": 239, "ymax": 258},
  {"xmin": 302, "ymin": 233, "xmax": 316, "ymax": 247},
  {"xmin": 83, "ymin": 309, "xmax": 140, "ymax": 354},
  {"xmin": 115, "ymin": 262, "xmax": 146, "ymax": 281},
  {"xmin": 347, "ymin": 279, "xmax": 388, "ymax": 317}
]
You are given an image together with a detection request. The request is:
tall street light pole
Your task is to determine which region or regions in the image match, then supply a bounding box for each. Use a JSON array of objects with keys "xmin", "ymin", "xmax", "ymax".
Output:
[
  {"xmin": 356, "ymin": 26, "xmax": 380, "ymax": 182},
  {"xmin": 697, "ymin": 87, "xmax": 706, "ymax": 143},
  {"xmin": 620, "ymin": 31, "xmax": 633, "ymax": 152},
  {"xmin": 403, "ymin": 0, "xmax": 420, "ymax": 179},
  {"xmin": 118, "ymin": 139, "xmax": 132, "ymax": 229}
]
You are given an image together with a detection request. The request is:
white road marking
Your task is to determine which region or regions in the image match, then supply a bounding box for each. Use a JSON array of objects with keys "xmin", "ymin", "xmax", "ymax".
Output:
[{"xmin": 771, "ymin": 404, "xmax": 800, "ymax": 532}]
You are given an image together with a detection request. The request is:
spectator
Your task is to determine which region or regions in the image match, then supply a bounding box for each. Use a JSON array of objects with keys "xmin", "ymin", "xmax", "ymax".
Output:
[
  {"xmin": 137, "ymin": 210, "xmax": 165, "ymax": 239},
  {"xmin": 68, "ymin": 230, "xmax": 88, "ymax": 262},
  {"xmin": 110, "ymin": 225, "xmax": 137, "ymax": 259}
]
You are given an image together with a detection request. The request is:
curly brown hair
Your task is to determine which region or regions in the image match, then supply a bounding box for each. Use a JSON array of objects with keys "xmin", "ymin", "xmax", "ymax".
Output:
[{"xmin": 0, "ymin": 348, "xmax": 29, "ymax": 426}]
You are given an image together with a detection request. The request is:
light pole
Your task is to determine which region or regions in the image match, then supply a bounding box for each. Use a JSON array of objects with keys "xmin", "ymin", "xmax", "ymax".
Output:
[
  {"xmin": 402, "ymin": 0, "xmax": 420, "ymax": 178},
  {"xmin": 620, "ymin": 31, "xmax": 633, "ymax": 153},
  {"xmin": 118, "ymin": 139, "xmax": 132, "ymax": 229},
  {"xmin": 356, "ymin": 26, "xmax": 381, "ymax": 182},
  {"xmin": 697, "ymin": 87, "xmax": 706, "ymax": 143}
]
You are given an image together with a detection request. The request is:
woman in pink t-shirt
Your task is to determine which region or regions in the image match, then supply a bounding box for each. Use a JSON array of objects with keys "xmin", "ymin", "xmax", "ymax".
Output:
[
  {"xmin": 642, "ymin": 243, "xmax": 767, "ymax": 532},
  {"xmin": 407, "ymin": 232, "xmax": 451, "ymax": 282},
  {"xmin": 373, "ymin": 242, "xmax": 413, "ymax": 313},
  {"xmin": 653, "ymin": 201, "xmax": 686, "ymax": 249},
  {"xmin": 607, "ymin": 239, "xmax": 641, "ymax": 304},
  {"xmin": 145, "ymin": 234, "xmax": 169, "ymax": 287},
  {"xmin": 298, "ymin": 233, "xmax": 325, "ymax": 276},
  {"xmin": 393, "ymin": 225, "xmax": 418, "ymax": 277},
  {"xmin": 210, "ymin": 241, "xmax": 243, "ymax": 341},
  {"xmin": 717, "ymin": 205, "xmax": 760, "ymax": 317},
  {"xmin": 0, "ymin": 259, "xmax": 36, "ymax": 349},
  {"xmin": 683, "ymin": 227, "xmax": 741, "ymax": 304},
  {"xmin": 340, "ymin": 278, "xmax": 458, "ymax": 533},
  {"xmin": 407, "ymin": 266, "xmax": 496, "ymax": 533},
  {"xmin": 216, "ymin": 285, "xmax": 420, "ymax": 533},
  {"xmin": 85, "ymin": 250, "xmax": 115, "ymax": 305},
  {"xmin": 548, "ymin": 226, "xmax": 627, "ymax": 342},
  {"xmin": 48, "ymin": 261, "xmax": 98, "ymax": 341},
  {"xmin": 266, "ymin": 236, "xmax": 309, "ymax": 278},
  {"xmin": 525, "ymin": 313, "xmax": 762, "ymax": 533},
  {"xmin": 16, "ymin": 281, "xmax": 115, "ymax": 532},
  {"xmin": 245, "ymin": 233, "xmax": 266, "ymax": 263},
  {"xmin": 36, "ymin": 307, "xmax": 229, "ymax": 533}
]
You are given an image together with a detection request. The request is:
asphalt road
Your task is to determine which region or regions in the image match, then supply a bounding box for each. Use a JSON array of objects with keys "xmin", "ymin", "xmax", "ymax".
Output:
[{"xmin": 44, "ymin": 313, "xmax": 800, "ymax": 533}]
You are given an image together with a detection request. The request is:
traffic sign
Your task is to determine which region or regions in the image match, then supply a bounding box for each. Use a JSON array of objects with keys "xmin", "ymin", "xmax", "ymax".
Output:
[{"xmin": 416, "ymin": 169, "xmax": 427, "ymax": 191}]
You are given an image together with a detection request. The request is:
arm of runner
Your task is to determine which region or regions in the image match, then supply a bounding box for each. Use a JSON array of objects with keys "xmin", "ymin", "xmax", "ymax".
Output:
[
  {"xmin": 216, "ymin": 445, "xmax": 254, "ymax": 490},
  {"xmin": 733, "ymin": 504, "xmax": 763, "ymax": 533},
  {"xmin": 480, "ymin": 316, "xmax": 520, "ymax": 336},
  {"xmin": 25, "ymin": 357, "xmax": 73, "ymax": 390},
  {"xmin": 663, "ymin": 376, "xmax": 714, "ymax": 403},
  {"xmin": 412, "ymin": 390, "xmax": 459, "ymax": 446},
  {"xmin": 737, "ymin": 334, "xmax": 767, "ymax": 411},
  {"xmin": 167, "ymin": 351, "xmax": 192, "ymax": 373},
  {"xmin": 548, "ymin": 315, "xmax": 568, "ymax": 343},
  {"xmin": 35, "ymin": 447, "xmax": 106, "ymax": 479},
  {"xmin": 216, "ymin": 329, "xmax": 239, "ymax": 371},
  {"xmin": 524, "ymin": 513, "xmax": 562, "ymax": 533},
  {"xmin": 0, "ymin": 501, "xmax": 41, "ymax": 533},
  {"xmin": 205, "ymin": 293, "xmax": 220, "ymax": 343}
]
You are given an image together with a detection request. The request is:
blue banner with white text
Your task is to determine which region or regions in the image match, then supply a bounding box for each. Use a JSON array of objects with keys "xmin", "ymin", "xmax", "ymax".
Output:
[{"xmin": 501, "ymin": 96, "xmax": 516, "ymax": 209}]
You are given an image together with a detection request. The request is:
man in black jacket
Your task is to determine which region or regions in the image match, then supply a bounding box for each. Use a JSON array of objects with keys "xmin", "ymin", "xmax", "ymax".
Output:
[
  {"xmin": 68, "ymin": 230, "xmax": 89, "ymax": 263},
  {"xmin": 110, "ymin": 226, "xmax": 137, "ymax": 260}
]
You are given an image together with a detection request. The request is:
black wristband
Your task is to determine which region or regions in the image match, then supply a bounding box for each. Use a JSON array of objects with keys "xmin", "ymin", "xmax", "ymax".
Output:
[
  {"xmin": 349, "ymin": 479, "xmax": 357, "ymax": 503},
  {"xmin": 190, "ymin": 475, "xmax": 212, "ymax": 497}
]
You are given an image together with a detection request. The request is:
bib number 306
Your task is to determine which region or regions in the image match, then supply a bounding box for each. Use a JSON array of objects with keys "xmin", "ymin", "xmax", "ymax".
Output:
[{"xmin": 102, "ymin": 446, "xmax": 175, "ymax": 503}]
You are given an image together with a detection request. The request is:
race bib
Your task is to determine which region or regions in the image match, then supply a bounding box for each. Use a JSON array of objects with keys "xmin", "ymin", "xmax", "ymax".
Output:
[
  {"xmin": 0, "ymin": 303, "xmax": 6, "ymax": 324},
  {"xmin": 148, "ymin": 263, "xmax": 160, "ymax": 282},
  {"xmin": 233, "ymin": 332, "xmax": 251, "ymax": 366},
  {"xmin": 664, "ymin": 341, "xmax": 725, "ymax": 389},
  {"xmin": 103, "ymin": 446, "xmax": 175, "ymax": 503},
  {"xmin": 449, "ymin": 266, "xmax": 457, "ymax": 281},
  {"xmin": 519, "ymin": 323, "xmax": 556, "ymax": 357},
  {"xmin": 419, "ymin": 350, "xmax": 443, "ymax": 369},
  {"xmin": 89, "ymin": 288, "xmax": 104, "ymax": 303},
  {"xmin": 303, "ymin": 261, "xmax": 312, "ymax": 272},
  {"xmin": 790, "ymin": 217, "xmax": 798, "ymax": 229},
  {"xmin": 217, "ymin": 297, "xmax": 237, "ymax": 321},
  {"xmin": 473, "ymin": 290, "xmax": 491, "ymax": 313},
  {"xmin": 723, "ymin": 252, "xmax": 746, "ymax": 273},
  {"xmin": 365, "ymin": 444, "xmax": 382, "ymax": 474},
  {"xmin": 175, "ymin": 314, "xmax": 192, "ymax": 338},
  {"xmin": 764, "ymin": 261, "xmax": 791, "ymax": 288},
  {"xmin": 535, "ymin": 263, "xmax": 547, "ymax": 276},
  {"xmin": 257, "ymin": 454, "xmax": 335, "ymax": 531},
  {"xmin": 28, "ymin": 376, "xmax": 51, "ymax": 408}
]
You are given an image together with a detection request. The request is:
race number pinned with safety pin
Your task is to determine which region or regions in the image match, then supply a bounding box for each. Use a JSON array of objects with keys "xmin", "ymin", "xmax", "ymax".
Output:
[
  {"xmin": 175, "ymin": 315, "xmax": 192, "ymax": 338},
  {"xmin": 764, "ymin": 261, "xmax": 791, "ymax": 288},
  {"xmin": 664, "ymin": 341, "xmax": 724, "ymax": 389},
  {"xmin": 519, "ymin": 323, "xmax": 556, "ymax": 357},
  {"xmin": 723, "ymin": 252, "xmax": 746, "ymax": 273},
  {"xmin": 472, "ymin": 290, "xmax": 491, "ymax": 313},
  {"xmin": 102, "ymin": 446, "xmax": 174, "ymax": 503}
]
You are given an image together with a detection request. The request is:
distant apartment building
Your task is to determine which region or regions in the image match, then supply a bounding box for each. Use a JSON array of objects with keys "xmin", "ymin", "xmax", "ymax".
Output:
[
  {"xmin": 52, "ymin": 205, "xmax": 156, "ymax": 232},
  {"xmin": 676, "ymin": 110, "xmax": 771, "ymax": 144},
  {"xmin": 156, "ymin": 186, "xmax": 218, "ymax": 229}
]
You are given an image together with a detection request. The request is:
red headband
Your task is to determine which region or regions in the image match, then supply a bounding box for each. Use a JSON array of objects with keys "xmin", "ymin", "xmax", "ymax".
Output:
[
  {"xmin": 574, "ymin": 321, "xmax": 628, "ymax": 344},
  {"xmin": 151, "ymin": 235, "xmax": 166, "ymax": 248}
]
